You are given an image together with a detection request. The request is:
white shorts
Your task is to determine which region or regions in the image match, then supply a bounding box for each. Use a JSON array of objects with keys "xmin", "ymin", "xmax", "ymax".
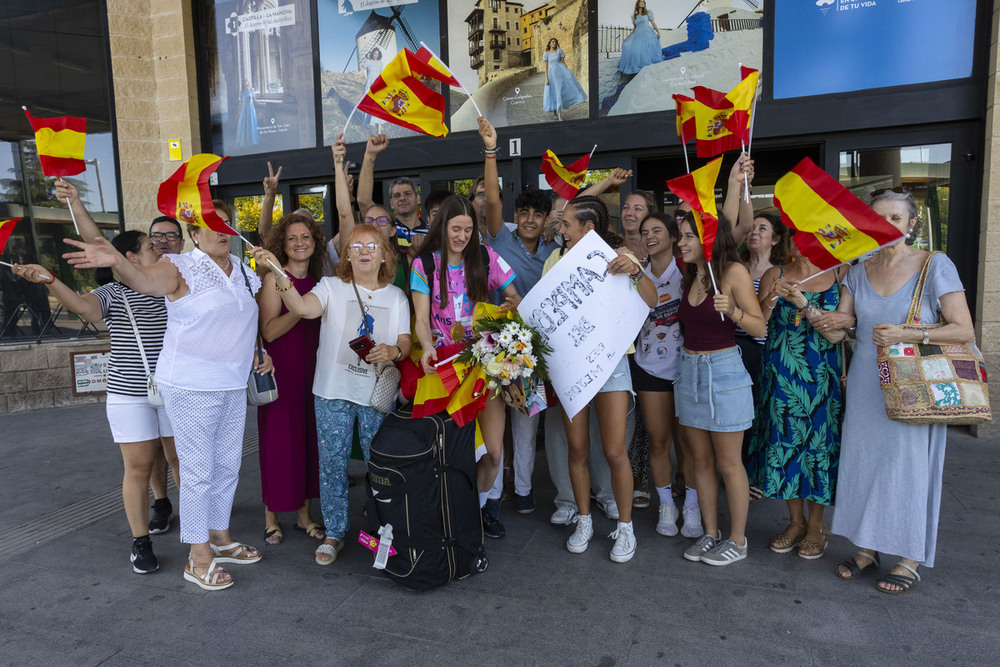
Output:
[{"xmin": 106, "ymin": 393, "xmax": 174, "ymax": 444}]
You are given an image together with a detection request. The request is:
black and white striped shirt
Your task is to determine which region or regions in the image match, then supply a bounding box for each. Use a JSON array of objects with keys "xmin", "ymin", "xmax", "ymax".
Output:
[{"xmin": 93, "ymin": 282, "xmax": 168, "ymax": 397}]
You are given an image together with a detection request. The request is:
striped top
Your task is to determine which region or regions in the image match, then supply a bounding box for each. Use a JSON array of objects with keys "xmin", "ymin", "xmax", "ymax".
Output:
[
  {"xmin": 736, "ymin": 277, "xmax": 766, "ymax": 345},
  {"xmin": 93, "ymin": 282, "xmax": 167, "ymax": 397}
]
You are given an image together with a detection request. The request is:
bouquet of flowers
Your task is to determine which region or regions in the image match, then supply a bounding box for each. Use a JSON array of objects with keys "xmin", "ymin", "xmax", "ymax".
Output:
[{"xmin": 458, "ymin": 310, "xmax": 552, "ymax": 415}]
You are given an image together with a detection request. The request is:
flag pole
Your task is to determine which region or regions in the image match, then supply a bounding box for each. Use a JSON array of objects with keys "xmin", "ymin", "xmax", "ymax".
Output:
[
  {"xmin": 236, "ymin": 233, "xmax": 284, "ymax": 275},
  {"xmin": 343, "ymin": 89, "xmax": 367, "ymax": 140},
  {"xmin": 419, "ymin": 41, "xmax": 484, "ymax": 118},
  {"xmin": 680, "ymin": 128, "xmax": 691, "ymax": 174},
  {"xmin": 740, "ymin": 141, "xmax": 750, "ymax": 204},
  {"xmin": 705, "ymin": 263, "xmax": 725, "ymax": 322},
  {"xmin": 1, "ymin": 259, "xmax": 52, "ymax": 282}
]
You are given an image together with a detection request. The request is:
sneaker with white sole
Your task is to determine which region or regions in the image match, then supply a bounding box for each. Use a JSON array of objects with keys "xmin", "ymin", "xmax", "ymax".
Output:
[
  {"xmin": 656, "ymin": 501, "xmax": 679, "ymax": 537},
  {"xmin": 700, "ymin": 538, "xmax": 748, "ymax": 566},
  {"xmin": 683, "ymin": 531, "xmax": 720, "ymax": 562},
  {"xmin": 566, "ymin": 514, "xmax": 593, "ymax": 553},
  {"xmin": 598, "ymin": 499, "xmax": 619, "ymax": 521},
  {"xmin": 680, "ymin": 503, "xmax": 703, "ymax": 539},
  {"xmin": 130, "ymin": 536, "xmax": 158, "ymax": 574},
  {"xmin": 609, "ymin": 521, "xmax": 636, "ymax": 563},
  {"xmin": 550, "ymin": 506, "xmax": 579, "ymax": 525}
]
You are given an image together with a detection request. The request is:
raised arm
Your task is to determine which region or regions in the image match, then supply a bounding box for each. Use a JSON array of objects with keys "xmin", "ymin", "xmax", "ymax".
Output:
[
  {"xmin": 357, "ymin": 134, "xmax": 389, "ymax": 214},
  {"xmin": 722, "ymin": 153, "xmax": 754, "ymax": 246},
  {"xmin": 258, "ymin": 161, "xmax": 283, "ymax": 243},
  {"xmin": 55, "ymin": 180, "xmax": 101, "ymax": 242},
  {"xmin": 478, "ymin": 117, "xmax": 503, "ymax": 237},
  {"xmin": 62, "ymin": 237, "xmax": 184, "ymax": 298},
  {"xmin": 249, "ymin": 247, "xmax": 324, "ymax": 319},
  {"xmin": 332, "ymin": 134, "xmax": 355, "ymax": 254},
  {"xmin": 581, "ymin": 168, "xmax": 632, "ymax": 198},
  {"xmin": 11, "ymin": 263, "xmax": 103, "ymax": 322}
]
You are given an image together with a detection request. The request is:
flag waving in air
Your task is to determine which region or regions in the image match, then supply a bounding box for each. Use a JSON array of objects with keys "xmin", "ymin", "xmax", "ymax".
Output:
[
  {"xmin": 23, "ymin": 109, "xmax": 86, "ymax": 177},
  {"xmin": 773, "ymin": 157, "xmax": 905, "ymax": 271},
  {"xmin": 157, "ymin": 154, "xmax": 235, "ymax": 235},
  {"xmin": 413, "ymin": 45, "xmax": 462, "ymax": 87},
  {"xmin": 723, "ymin": 67, "xmax": 759, "ymax": 145},
  {"xmin": 691, "ymin": 67, "xmax": 758, "ymax": 158},
  {"xmin": 673, "ymin": 94, "xmax": 697, "ymax": 144},
  {"xmin": 666, "ymin": 157, "xmax": 723, "ymax": 261},
  {"xmin": 541, "ymin": 149, "xmax": 592, "ymax": 201},
  {"xmin": 0, "ymin": 217, "xmax": 22, "ymax": 255},
  {"xmin": 357, "ymin": 49, "xmax": 449, "ymax": 137}
]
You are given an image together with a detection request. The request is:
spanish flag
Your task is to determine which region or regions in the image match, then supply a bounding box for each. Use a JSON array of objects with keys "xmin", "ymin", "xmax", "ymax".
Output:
[
  {"xmin": 541, "ymin": 149, "xmax": 591, "ymax": 201},
  {"xmin": 23, "ymin": 109, "xmax": 86, "ymax": 177},
  {"xmin": 446, "ymin": 366, "xmax": 490, "ymax": 428},
  {"xmin": 0, "ymin": 217, "xmax": 22, "ymax": 255},
  {"xmin": 414, "ymin": 45, "xmax": 461, "ymax": 87},
  {"xmin": 357, "ymin": 49, "xmax": 449, "ymax": 137},
  {"xmin": 773, "ymin": 158, "xmax": 905, "ymax": 271},
  {"xmin": 157, "ymin": 154, "xmax": 235, "ymax": 235},
  {"xmin": 411, "ymin": 341, "xmax": 466, "ymax": 419},
  {"xmin": 673, "ymin": 94, "xmax": 697, "ymax": 144},
  {"xmin": 722, "ymin": 67, "xmax": 759, "ymax": 145},
  {"xmin": 667, "ymin": 158, "xmax": 722, "ymax": 262},
  {"xmin": 691, "ymin": 86, "xmax": 740, "ymax": 158}
]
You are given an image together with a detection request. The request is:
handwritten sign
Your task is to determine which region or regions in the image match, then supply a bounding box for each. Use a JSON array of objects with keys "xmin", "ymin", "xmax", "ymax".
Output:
[{"xmin": 518, "ymin": 232, "xmax": 648, "ymax": 420}]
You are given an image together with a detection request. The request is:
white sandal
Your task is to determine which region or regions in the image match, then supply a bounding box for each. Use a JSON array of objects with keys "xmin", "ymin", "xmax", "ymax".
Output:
[
  {"xmin": 210, "ymin": 542, "xmax": 262, "ymax": 564},
  {"xmin": 315, "ymin": 539, "xmax": 344, "ymax": 566},
  {"xmin": 184, "ymin": 557, "xmax": 233, "ymax": 591}
]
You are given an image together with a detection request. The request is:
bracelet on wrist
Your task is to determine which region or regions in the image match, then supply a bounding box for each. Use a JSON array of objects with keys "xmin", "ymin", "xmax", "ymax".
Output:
[
  {"xmin": 484, "ymin": 147, "xmax": 499, "ymax": 156},
  {"xmin": 42, "ymin": 272, "xmax": 57, "ymax": 285},
  {"xmin": 393, "ymin": 346, "xmax": 403, "ymax": 362},
  {"xmin": 735, "ymin": 308, "xmax": 745, "ymax": 324},
  {"xmin": 275, "ymin": 279, "xmax": 293, "ymax": 292}
]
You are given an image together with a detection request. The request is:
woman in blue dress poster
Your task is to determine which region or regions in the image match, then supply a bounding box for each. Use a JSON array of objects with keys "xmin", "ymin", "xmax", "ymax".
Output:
[
  {"xmin": 235, "ymin": 79, "xmax": 259, "ymax": 148},
  {"xmin": 357, "ymin": 47, "xmax": 384, "ymax": 128},
  {"xmin": 619, "ymin": 0, "xmax": 663, "ymax": 78},
  {"xmin": 543, "ymin": 39, "xmax": 586, "ymax": 121}
]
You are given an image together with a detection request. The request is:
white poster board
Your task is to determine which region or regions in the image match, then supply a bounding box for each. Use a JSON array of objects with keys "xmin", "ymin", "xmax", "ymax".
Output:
[
  {"xmin": 71, "ymin": 350, "xmax": 110, "ymax": 396},
  {"xmin": 518, "ymin": 232, "xmax": 648, "ymax": 420}
]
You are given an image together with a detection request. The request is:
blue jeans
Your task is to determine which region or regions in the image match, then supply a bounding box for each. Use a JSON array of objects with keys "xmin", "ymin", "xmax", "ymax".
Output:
[{"xmin": 314, "ymin": 396, "xmax": 386, "ymax": 540}]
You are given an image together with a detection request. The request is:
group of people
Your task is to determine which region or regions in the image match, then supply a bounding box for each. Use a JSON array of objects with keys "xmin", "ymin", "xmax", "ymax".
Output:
[{"xmin": 10, "ymin": 117, "xmax": 975, "ymax": 596}]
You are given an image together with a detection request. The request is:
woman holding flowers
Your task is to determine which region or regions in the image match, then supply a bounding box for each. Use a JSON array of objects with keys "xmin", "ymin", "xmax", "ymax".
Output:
[
  {"xmin": 411, "ymin": 195, "xmax": 521, "ymax": 539},
  {"xmin": 548, "ymin": 196, "xmax": 658, "ymax": 563}
]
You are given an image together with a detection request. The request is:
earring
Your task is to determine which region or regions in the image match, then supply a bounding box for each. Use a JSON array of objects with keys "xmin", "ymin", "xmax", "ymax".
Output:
[
  {"xmin": 905, "ymin": 227, "xmax": 914, "ymax": 240},
  {"xmin": 381, "ymin": 258, "xmax": 385, "ymax": 263}
]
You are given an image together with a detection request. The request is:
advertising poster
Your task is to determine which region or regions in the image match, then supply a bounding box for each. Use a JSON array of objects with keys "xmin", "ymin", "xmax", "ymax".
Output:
[
  {"xmin": 207, "ymin": 0, "xmax": 317, "ymax": 156},
  {"xmin": 447, "ymin": 0, "xmax": 589, "ymax": 132},
  {"xmin": 517, "ymin": 232, "xmax": 648, "ymax": 421},
  {"xmin": 597, "ymin": 0, "xmax": 763, "ymax": 118},
  {"xmin": 317, "ymin": 0, "xmax": 441, "ymax": 144},
  {"xmin": 773, "ymin": 0, "xmax": 977, "ymax": 99}
]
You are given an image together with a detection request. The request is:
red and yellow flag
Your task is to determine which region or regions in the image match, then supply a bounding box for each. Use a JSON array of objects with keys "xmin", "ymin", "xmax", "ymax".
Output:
[
  {"xmin": 357, "ymin": 49, "xmax": 449, "ymax": 137},
  {"xmin": 722, "ymin": 67, "xmax": 759, "ymax": 145},
  {"xmin": 157, "ymin": 154, "xmax": 235, "ymax": 235},
  {"xmin": 446, "ymin": 366, "xmax": 489, "ymax": 428},
  {"xmin": 541, "ymin": 149, "xmax": 591, "ymax": 201},
  {"xmin": 23, "ymin": 109, "xmax": 86, "ymax": 177},
  {"xmin": 773, "ymin": 158, "xmax": 905, "ymax": 271},
  {"xmin": 673, "ymin": 94, "xmax": 697, "ymax": 144},
  {"xmin": 411, "ymin": 341, "xmax": 466, "ymax": 419},
  {"xmin": 413, "ymin": 45, "xmax": 461, "ymax": 87},
  {"xmin": 667, "ymin": 158, "xmax": 723, "ymax": 262},
  {"xmin": 0, "ymin": 217, "xmax": 22, "ymax": 255}
]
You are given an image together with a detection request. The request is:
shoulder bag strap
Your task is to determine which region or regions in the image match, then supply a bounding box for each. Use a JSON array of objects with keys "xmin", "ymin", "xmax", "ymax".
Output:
[
  {"xmin": 238, "ymin": 260, "xmax": 266, "ymax": 364},
  {"xmin": 906, "ymin": 251, "xmax": 941, "ymax": 325},
  {"xmin": 120, "ymin": 288, "xmax": 152, "ymax": 378},
  {"xmin": 351, "ymin": 279, "xmax": 372, "ymax": 336}
]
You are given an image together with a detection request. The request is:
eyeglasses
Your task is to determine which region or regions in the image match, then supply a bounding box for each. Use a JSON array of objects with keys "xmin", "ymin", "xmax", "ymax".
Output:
[
  {"xmin": 871, "ymin": 186, "xmax": 910, "ymax": 197},
  {"xmin": 149, "ymin": 232, "xmax": 182, "ymax": 240},
  {"xmin": 349, "ymin": 242, "xmax": 380, "ymax": 254},
  {"xmin": 365, "ymin": 216, "xmax": 391, "ymax": 226},
  {"xmin": 674, "ymin": 211, "xmax": 688, "ymax": 221}
]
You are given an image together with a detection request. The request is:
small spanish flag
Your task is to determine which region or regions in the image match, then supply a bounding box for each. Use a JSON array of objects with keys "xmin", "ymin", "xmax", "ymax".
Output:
[
  {"xmin": 667, "ymin": 158, "xmax": 723, "ymax": 261},
  {"xmin": 357, "ymin": 49, "xmax": 449, "ymax": 137},
  {"xmin": 773, "ymin": 158, "xmax": 905, "ymax": 271},
  {"xmin": 0, "ymin": 217, "xmax": 22, "ymax": 255},
  {"xmin": 673, "ymin": 94, "xmax": 697, "ymax": 144},
  {"xmin": 157, "ymin": 154, "xmax": 235, "ymax": 235},
  {"xmin": 413, "ymin": 45, "xmax": 461, "ymax": 87},
  {"xmin": 722, "ymin": 67, "xmax": 759, "ymax": 145},
  {"xmin": 541, "ymin": 149, "xmax": 591, "ymax": 201},
  {"xmin": 446, "ymin": 366, "xmax": 490, "ymax": 428},
  {"xmin": 23, "ymin": 109, "xmax": 86, "ymax": 177}
]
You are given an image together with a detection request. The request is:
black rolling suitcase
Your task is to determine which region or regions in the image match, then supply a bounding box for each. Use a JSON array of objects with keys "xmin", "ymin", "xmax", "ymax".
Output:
[{"xmin": 365, "ymin": 406, "xmax": 488, "ymax": 591}]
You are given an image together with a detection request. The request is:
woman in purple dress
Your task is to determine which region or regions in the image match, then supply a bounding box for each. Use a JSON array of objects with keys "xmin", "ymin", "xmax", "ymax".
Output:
[{"xmin": 257, "ymin": 213, "xmax": 326, "ymax": 545}]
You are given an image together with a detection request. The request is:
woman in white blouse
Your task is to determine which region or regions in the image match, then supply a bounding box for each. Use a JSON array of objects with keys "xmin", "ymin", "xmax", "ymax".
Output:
[{"xmin": 64, "ymin": 201, "xmax": 272, "ymax": 591}]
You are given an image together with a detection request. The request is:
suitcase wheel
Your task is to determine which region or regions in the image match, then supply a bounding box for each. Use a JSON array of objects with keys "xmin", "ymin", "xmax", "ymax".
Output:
[{"xmin": 472, "ymin": 554, "xmax": 489, "ymax": 573}]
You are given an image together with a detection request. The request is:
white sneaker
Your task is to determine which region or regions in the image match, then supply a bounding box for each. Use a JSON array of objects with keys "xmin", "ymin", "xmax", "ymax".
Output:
[
  {"xmin": 609, "ymin": 521, "xmax": 636, "ymax": 563},
  {"xmin": 550, "ymin": 506, "xmax": 579, "ymax": 526},
  {"xmin": 656, "ymin": 501, "xmax": 679, "ymax": 537},
  {"xmin": 598, "ymin": 499, "xmax": 620, "ymax": 521},
  {"xmin": 680, "ymin": 503, "xmax": 703, "ymax": 539},
  {"xmin": 566, "ymin": 514, "xmax": 593, "ymax": 553}
]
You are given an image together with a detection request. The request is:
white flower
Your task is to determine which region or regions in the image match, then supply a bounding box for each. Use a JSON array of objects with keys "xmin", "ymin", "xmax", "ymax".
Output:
[{"xmin": 518, "ymin": 328, "xmax": 532, "ymax": 344}]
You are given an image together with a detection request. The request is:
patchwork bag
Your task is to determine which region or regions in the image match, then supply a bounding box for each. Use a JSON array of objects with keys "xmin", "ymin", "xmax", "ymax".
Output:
[{"xmin": 876, "ymin": 252, "xmax": 991, "ymax": 425}]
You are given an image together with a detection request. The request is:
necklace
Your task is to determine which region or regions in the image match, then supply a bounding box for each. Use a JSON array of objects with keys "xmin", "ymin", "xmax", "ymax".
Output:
[{"xmin": 355, "ymin": 283, "xmax": 375, "ymax": 300}]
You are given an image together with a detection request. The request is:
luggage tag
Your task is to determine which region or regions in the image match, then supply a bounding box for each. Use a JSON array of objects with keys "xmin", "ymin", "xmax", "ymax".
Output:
[{"xmin": 358, "ymin": 528, "xmax": 397, "ymax": 567}]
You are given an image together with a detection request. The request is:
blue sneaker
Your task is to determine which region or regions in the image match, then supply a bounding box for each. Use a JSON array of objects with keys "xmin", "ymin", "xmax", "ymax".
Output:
[
  {"xmin": 484, "ymin": 498, "xmax": 501, "ymax": 520},
  {"xmin": 515, "ymin": 491, "xmax": 535, "ymax": 514}
]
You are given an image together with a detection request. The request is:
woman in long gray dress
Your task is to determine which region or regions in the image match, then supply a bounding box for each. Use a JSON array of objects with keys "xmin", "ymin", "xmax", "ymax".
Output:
[{"xmin": 815, "ymin": 189, "xmax": 975, "ymax": 594}]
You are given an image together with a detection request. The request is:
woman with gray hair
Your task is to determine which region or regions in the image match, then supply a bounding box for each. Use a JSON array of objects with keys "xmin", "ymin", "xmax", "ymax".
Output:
[{"xmin": 814, "ymin": 188, "xmax": 975, "ymax": 594}]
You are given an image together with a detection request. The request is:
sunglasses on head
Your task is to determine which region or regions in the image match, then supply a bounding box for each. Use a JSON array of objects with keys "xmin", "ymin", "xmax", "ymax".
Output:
[{"xmin": 871, "ymin": 186, "xmax": 910, "ymax": 197}]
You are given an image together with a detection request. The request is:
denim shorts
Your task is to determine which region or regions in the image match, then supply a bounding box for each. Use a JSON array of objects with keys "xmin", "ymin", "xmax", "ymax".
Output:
[
  {"xmin": 675, "ymin": 347, "xmax": 753, "ymax": 432},
  {"xmin": 599, "ymin": 355, "xmax": 633, "ymax": 394}
]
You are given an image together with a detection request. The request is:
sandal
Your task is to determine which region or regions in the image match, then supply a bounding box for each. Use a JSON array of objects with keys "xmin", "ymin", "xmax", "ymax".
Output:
[
  {"xmin": 264, "ymin": 524, "xmax": 283, "ymax": 545},
  {"xmin": 184, "ymin": 557, "xmax": 233, "ymax": 591},
  {"xmin": 769, "ymin": 524, "xmax": 807, "ymax": 554},
  {"xmin": 210, "ymin": 542, "xmax": 262, "ymax": 564},
  {"xmin": 836, "ymin": 550, "xmax": 880, "ymax": 580},
  {"xmin": 632, "ymin": 489, "xmax": 650, "ymax": 509},
  {"xmin": 797, "ymin": 527, "xmax": 828, "ymax": 560},
  {"xmin": 876, "ymin": 562, "xmax": 920, "ymax": 595},
  {"xmin": 315, "ymin": 538, "xmax": 345, "ymax": 566},
  {"xmin": 294, "ymin": 522, "xmax": 326, "ymax": 540}
]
